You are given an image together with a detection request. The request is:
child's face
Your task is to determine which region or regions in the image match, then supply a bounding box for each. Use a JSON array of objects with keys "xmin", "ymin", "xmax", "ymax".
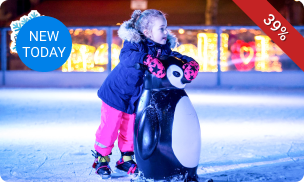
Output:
[{"xmin": 149, "ymin": 17, "xmax": 168, "ymax": 45}]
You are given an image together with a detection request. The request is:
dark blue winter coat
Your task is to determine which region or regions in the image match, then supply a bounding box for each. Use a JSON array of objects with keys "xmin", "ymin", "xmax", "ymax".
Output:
[{"xmin": 97, "ymin": 23, "xmax": 194, "ymax": 114}]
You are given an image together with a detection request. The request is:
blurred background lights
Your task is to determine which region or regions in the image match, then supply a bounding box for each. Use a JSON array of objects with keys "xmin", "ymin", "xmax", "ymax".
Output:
[{"xmin": 178, "ymin": 29, "xmax": 185, "ymax": 34}]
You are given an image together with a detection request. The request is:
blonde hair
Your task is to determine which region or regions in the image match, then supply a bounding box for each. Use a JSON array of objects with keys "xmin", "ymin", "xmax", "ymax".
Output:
[
  {"xmin": 129, "ymin": 9, "xmax": 167, "ymax": 35},
  {"xmin": 118, "ymin": 9, "xmax": 178, "ymax": 48}
]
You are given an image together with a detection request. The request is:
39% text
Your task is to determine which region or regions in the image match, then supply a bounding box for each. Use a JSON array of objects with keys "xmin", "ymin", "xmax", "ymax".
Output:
[{"xmin": 264, "ymin": 14, "xmax": 288, "ymax": 41}]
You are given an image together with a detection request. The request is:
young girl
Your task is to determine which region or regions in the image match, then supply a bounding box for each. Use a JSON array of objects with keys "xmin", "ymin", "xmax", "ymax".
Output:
[{"xmin": 92, "ymin": 9, "xmax": 199, "ymax": 179}]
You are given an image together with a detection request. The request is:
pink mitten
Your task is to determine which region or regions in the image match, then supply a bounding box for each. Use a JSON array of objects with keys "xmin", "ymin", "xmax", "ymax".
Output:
[
  {"xmin": 143, "ymin": 55, "xmax": 166, "ymax": 78},
  {"xmin": 182, "ymin": 60, "xmax": 199, "ymax": 81}
]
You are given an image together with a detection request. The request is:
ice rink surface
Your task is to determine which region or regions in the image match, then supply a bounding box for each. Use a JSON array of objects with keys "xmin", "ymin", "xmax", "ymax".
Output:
[{"xmin": 0, "ymin": 87, "xmax": 304, "ymax": 182}]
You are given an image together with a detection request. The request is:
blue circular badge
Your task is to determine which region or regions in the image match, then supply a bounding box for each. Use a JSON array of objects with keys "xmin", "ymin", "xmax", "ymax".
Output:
[{"xmin": 16, "ymin": 16, "xmax": 72, "ymax": 72}]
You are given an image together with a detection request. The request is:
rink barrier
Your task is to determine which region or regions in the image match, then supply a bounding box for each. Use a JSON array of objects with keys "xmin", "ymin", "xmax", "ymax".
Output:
[
  {"xmin": 2, "ymin": 71, "xmax": 304, "ymax": 88},
  {"xmin": 1, "ymin": 26, "xmax": 304, "ymax": 88}
]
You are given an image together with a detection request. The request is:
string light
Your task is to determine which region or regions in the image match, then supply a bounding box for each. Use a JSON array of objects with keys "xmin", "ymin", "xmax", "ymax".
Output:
[
  {"xmin": 62, "ymin": 43, "xmax": 96, "ymax": 72},
  {"xmin": 254, "ymin": 35, "xmax": 282, "ymax": 72},
  {"xmin": 178, "ymin": 29, "xmax": 185, "ymax": 34},
  {"xmin": 197, "ymin": 33, "xmax": 229, "ymax": 72},
  {"xmin": 94, "ymin": 43, "xmax": 121, "ymax": 71},
  {"xmin": 48, "ymin": 29, "xmax": 276, "ymax": 73}
]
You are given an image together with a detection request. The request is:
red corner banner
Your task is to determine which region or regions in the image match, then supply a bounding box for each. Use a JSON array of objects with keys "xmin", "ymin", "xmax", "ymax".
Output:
[{"xmin": 233, "ymin": 0, "xmax": 304, "ymax": 72}]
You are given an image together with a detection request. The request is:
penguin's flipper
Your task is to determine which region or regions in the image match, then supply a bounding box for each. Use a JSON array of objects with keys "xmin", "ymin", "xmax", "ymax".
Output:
[{"xmin": 137, "ymin": 107, "xmax": 159, "ymax": 160}]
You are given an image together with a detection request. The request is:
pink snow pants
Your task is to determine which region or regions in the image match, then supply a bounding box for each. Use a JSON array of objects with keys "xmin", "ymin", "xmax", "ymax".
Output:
[{"xmin": 94, "ymin": 101, "xmax": 136, "ymax": 156}]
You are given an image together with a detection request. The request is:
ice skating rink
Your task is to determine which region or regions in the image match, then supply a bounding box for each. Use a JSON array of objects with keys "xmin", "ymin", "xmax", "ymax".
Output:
[{"xmin": 0, "ymin": 88, "xmax": 304, "ymax": 182}]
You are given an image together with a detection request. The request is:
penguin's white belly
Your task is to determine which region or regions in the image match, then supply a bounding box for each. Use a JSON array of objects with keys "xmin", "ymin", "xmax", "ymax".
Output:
[{"xmin": 172, "ymin": 96, "xmax": 201, "ymax": 168}]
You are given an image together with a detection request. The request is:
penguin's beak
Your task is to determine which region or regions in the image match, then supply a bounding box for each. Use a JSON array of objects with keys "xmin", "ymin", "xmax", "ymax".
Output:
[{"xmin": 181, "ymin": 77, "xmax": 191, "ymax": 84}]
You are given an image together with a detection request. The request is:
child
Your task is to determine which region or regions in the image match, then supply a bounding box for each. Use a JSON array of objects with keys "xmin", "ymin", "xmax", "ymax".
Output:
[{"xmin": 92, "ymin": 9, "xmax": 199, "ymax": 179}]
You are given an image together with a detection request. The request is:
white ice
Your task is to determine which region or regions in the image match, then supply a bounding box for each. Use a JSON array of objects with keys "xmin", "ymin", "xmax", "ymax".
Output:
[{"xmin": 0, "ymin": 88, "xmax": 304, "ymax": 182}]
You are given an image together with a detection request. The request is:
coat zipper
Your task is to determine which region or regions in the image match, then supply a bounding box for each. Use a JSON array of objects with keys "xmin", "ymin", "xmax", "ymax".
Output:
[{"xmin": 156, "ymin": 48, "xmax": 161, "ymax": 58}]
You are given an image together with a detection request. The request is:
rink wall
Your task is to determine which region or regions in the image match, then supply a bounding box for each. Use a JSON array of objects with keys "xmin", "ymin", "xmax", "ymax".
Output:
[
  {"xmin": 220, "ymin": 71, "xmax": 304, "ymax": 88},
  {"xmin": 2, "ymin": 71, "xmax": 304, "ymax": 88},
  {"xmin": 3, "ymin": 71, "xmax": 108, "ymax": 88}
]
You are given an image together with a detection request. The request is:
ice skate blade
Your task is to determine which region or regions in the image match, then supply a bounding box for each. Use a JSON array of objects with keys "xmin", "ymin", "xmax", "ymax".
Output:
[
  {"xmin": 205, "ymin": 179, "xmax": 213, "ymax": 182},
  {"xmin": 114, "ymin": 168, "xmax": 138, "ymax": 178},
  {"xmin": 100, "ymin": 174, "xmax": 111, "ymax": 179}
]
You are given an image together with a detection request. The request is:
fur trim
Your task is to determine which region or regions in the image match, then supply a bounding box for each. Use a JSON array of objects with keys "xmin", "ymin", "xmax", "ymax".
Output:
[
  {"xmin": 167, "ymin": 29, "xmax": 178, "ymax": 49},
  {"xmin": 117, "ymin": 21, "xmax": 178, "ymax": 49},
  {"xmin": 117, "ymin": 20, "xmax": 142, "ymax": 43}
]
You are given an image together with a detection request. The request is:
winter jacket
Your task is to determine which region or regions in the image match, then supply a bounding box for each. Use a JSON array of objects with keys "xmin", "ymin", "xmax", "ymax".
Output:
[{"xmin": 97, "ymin": 21, "xmax": 195, "ymax": 114}]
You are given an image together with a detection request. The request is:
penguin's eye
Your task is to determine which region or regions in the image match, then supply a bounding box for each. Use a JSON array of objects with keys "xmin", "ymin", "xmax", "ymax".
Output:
[{"xmin": 173, "ymin": 71, "xmax": 180, "ymax": 77}]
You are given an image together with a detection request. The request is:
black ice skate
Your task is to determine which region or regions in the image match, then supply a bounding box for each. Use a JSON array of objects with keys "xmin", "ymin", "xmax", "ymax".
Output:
[
  {"xmin": 184, "ymin": 173, "xmax": 199, "ymax": 182},
  {"xmin": 91, "ymin": 150, "xmax": 111, "ymax": 179},
  {"xmin": 115, "ymin": 151, "xmax": 139, "ymax": 175},
  {"xmin": 184, "ymin": 174, "xmax": 213, "ymax": 182}
]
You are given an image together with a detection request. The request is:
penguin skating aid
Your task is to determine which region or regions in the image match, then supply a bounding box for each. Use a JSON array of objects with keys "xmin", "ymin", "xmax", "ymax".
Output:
[{"xmin": 134, "ymin": 56, "xmax": 201, "ymax": 181}]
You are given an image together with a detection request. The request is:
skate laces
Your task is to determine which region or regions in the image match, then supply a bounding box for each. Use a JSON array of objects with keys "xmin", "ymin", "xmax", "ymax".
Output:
[
  {"xmin": 116, "ymin": 157, "xmax": 124, "ymax": 165},
  {"xmin": 127, "ymin": 163, "xmax": 137, "ymax": 174},
  {"xmin": 116, "ymin": 155, "xmax": 134, "ymax": 166},
  {"xmin": 116, "ymin": 155, "xmax": 137, "ymax": 174}
]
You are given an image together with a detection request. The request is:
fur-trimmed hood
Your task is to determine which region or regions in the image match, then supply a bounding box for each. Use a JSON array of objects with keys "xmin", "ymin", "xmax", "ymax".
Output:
[{"xmin": 117, "ymin": 20, "xmax": 178, "ymax": 49}]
